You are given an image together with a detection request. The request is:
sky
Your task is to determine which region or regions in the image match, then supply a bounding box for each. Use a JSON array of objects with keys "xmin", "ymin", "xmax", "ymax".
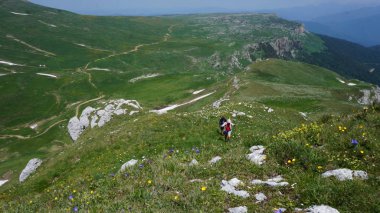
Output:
[{"xmin": 29, "ymin": 0, "xmax": 380, "ymax": 16}]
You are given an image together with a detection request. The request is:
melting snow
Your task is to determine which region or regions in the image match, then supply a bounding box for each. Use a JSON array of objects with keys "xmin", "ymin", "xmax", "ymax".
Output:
[
  {"xmin": 38, "ymin": 20, "xmax": 57, "ymax": 28},
  {"xmin": 129, "ymin": 73, "xmax": 161, "ymax": 83},
  {"xmin": 347, "ymin": 83, "xmax": 357, "ymax": 86},
  {"xmin": 0, "ymin": 180, "xmax": 8, "ymax": 187},
  {"xmin": 0, "ymin": 73, "xmax": 7, "ymax": 77},
  {"xmin": 192, "ymin": 89, "xmax": 205, "ymax": 95},
  {"xmin": 150, "ymin": 91, "xmax": 215, "ymax": 115},
  {"xmin": 221, "ymin": 178, "xmax": 250, "ymax": 198},
  {"xmin": 36, "ymin": 73, "xmax": 57, "ymax": 78},
  {"xmin": 10, "ymin": 12, "xmax": 29, "ymax": 16},
  {"xmin": 0, "ymin": 60, "xmax": 23, "ymax": 66}
]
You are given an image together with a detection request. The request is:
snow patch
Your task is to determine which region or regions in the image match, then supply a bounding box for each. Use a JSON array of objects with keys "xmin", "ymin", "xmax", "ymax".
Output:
[
  {"xmin": 228, "ymin": 206, "xmax": 248, "ymax": 213},
  {"xmin": 11, "ymin": 12, "xmax": 29, "ymax": 16},
  {"xmin": 30, "ymin": 124, "xmax": 38, "ymax": 130},
  {"xmin": 209, "ymin": 156, "xmax": 222, "ymax": 164},
  {"xmin": 19, "ymin": 158, "xmax": 43, "ymax": 182},
  {"xmin": 251, "ymin": 175, "xmax": 289, "ymax": 187},
  {"xmin": 322, "ymin": 168, "xmax": 368, "ymax": 181},
  {"xmin": 221, "ymin": 178, "xmax": 250, "ymax": 198},
  {"xmin": 0, "ymin": 73, "xmax": 7, "ymax": 77},
  {"xmin": 36, "ymin": 73, "xmax": 57, "ymax": 78},
  {"xmin": 150, "ymin": 92, "xmax": 215, "ymax": 115},
  {"xmin": 336, "ymin": 78, "xmax": 345, "ymax": 84},
  {"xmin": 88, "ymin": 67, "xmax": 111, "ymax": 71},
  {"xmin": 0, "ymin": 180, "xmax": 8, "ymax": 187},
  {"xmin": 347, "ymin": 83, "xmax": 356, "ymax": 86},
  {"xmin": 0, "ymin": 60, "xmax": 23, "ymax": 66},
  {"xmin": 38, "ymin": 20, "xmax": 57, "ymax": 28},
  {"xmin": 246, "ymin": 145, "xmax": 266, "ymax": 165},
  {"xmin": 120, "ymin": 159, "xmax": 138, "ymax": 172},
  {"xmin": 129, "ymin": 73, "xmax": 161, "ymax": 83},
  {"xmin": 192, "ymin": 89, "xmax": 205, "ymax": 95}
]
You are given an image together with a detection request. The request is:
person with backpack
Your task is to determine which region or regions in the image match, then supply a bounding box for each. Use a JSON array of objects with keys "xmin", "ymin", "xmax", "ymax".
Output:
[
  {"xmin": 219, "ymin": 117, "xmax": 227, "ymax": 135},
  {"xmin": 221, "ymin": 118, "xmax": 234, "ymax": 142}
]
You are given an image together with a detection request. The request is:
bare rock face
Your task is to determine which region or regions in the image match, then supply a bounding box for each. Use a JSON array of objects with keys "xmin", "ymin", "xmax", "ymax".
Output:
[
  {"xmin": 270, "ymin": 37, "xmax": 301, "ymax": 58},
  {"xmin": 19, "ymin": 158, "xmax": 43, "ymax": 182},
  {"xmin": 358, "ymin": 86, "xmax": 380, "ymax": 105},
  {"xmin": 67, "ymin": 99, "xmax": 142, "ymax": 141},
  {"xmin": 322, "ymin": 168, "xmax": 368, "ymax": 181},
  {"xmin": 306, "ymin": 205, "xmax": 340, "ymax": 213},
  {"xmin": 209, "ymin": 52, "xmax": 222, "ymax": 69}
]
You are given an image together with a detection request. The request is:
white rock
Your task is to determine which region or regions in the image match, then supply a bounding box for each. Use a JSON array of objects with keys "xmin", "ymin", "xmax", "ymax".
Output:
[
  {"xmin": 67, "ymin": 117, "xmax": 83, "ymax": 141},
  {"xmin": 306, "ymin": 205, "xmax": 340, "ymax": 213},
  {"xmin": 189, "ymin": 159, "xmax": 199, "ymax": 166},
  {"xmin": 251, "ymin": 176, "xmax": 289, "ymax": 187},
  {"xmin": 209, "ymin": 156, "xmax": 222, "ymax": 164},
  {"xmin": 19, "ymin": 158, "xmax": 43, "ymax": 182},
  {"xmin": 255, "ymin": 192, "xmax": 267, "ymax": 202},
  {"xmin": 322, "ymin": 168, "xmax": 368, "ymax": 181},
  {"xmin": 114, "ymin": 109, "xmax": 126, "ymax": 115},
  {"xmin": 0, "ymin": 180, "xmax": 8, "ymax": 187},
  {"xmin": 120, "ymin": 159, "xmax": 138, "ymax": 172},
  {"xmin": 228, "ymin": 206, "xmax": 248, "ymax": 213},
  {"xmin": 79, "ymin": 106, "xmax": 95, "ymax": 129},
  {"xmin": 90, "ymin": 114, "xmax": 98, "ymax": 128},
  {"xmin": 221, "ymin": 178, "xmax": 249, "ymax": 198},
  {"xmin": 247, "ymin": 145, "xmax": 266, "ymax": 165}
]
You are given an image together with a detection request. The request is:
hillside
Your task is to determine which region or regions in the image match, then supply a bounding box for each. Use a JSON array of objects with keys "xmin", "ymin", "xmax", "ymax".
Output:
[{"xmin": 0, "ymin": 0, "xmax": 380, "ymax": 212}]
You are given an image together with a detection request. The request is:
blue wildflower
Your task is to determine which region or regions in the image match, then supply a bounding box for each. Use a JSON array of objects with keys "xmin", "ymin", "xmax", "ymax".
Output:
[
  {"xmin": 73, "ymin": 206, "xmax": 79, "ymax": 212},
  {"xmin": 139, "ymin": 164, "xmax": 144, "ymax": 169},
  {"xmin": 109, "ymin": 173, "xmax": 115, "ymax": 177},
  {"xmin": 68, "ymin": 194, "xmax": 74, "ymax": 200},
  {"xmin": 351, "ymin": 139, "xmax": 359, "ymax": 146},
  {"xmin": 195, "ymin": 149, "xmax": 200, "ymax": 154}
]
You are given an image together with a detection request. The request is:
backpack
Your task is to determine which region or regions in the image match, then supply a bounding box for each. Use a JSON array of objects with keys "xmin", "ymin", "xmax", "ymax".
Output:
[{"xmin": 225, "ymin": 123, "xmax": 231, "ymax": 131}]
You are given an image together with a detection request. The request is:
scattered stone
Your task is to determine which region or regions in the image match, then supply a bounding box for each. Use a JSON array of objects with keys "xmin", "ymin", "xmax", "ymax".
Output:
[
  {"xmin": 228, "ymin": 206, "xmax": 248, "ymax": 213},
  {"xmin": 322, "ymin": 168, "xmax": 368, "ymax": 181},
  {"xmin": 129, "ymin": 73, "xmax": 161, "ymax": 83},
  {"xmin": 251, "ymin": 175, "xmax": 289, "ymax": 187},
  {"xmin": 209, "ymin": 156, "xmax": 222, "ymax": 164},
  {"xmin": 254, "ymin": 192, "xmax": 267, "ymax": 203},
  {"xmin": 67, "ymin": 117, "xmax": 83, "ymax": 141},
  {"xmin": 0, "ymin": 180, "xmax": 8, "ymax": 187},
  {"xmin": 19, "ymin": 158, "xmax": 43, "ymax": 182},
  {"xmin": 120, "ymin": 159, "xmax": 138, "ymax": 172},
  {"xmin": 306, "ymin": 205, "xmax": 340, "ymax": 213},
  {"xmin": 212, "ymin": 98, "xmax": 229, "ymax": 108},
  {"xmin": 246, "ymin": 145, "xmax": 266, "ymax": 165},
  {"xmin": 189, "ymin": 159, "xmax": 199, "ymax": 166},
  {"xmin": 189, "ymin": 179, "xmax": 204, "ymax": 183},
  {"xmin": 232, "ymin": 110, "xmax": 245, "ymax": 117},
  {"xmin": 221, "ymin": 178, "xmax": 250, "ymax": 198}
]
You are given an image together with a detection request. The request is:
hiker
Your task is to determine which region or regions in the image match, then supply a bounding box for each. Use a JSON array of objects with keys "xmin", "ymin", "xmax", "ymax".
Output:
[
  {"xmin": 219, "ymin": 117, "xmax": 227, "ymax": 134},
  {"xmin": 221, "ymin": 118, "xmax": 234, "ymax": 141}
]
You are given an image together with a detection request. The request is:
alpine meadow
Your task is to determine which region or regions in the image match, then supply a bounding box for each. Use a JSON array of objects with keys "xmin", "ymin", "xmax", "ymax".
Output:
[{"xmin": 0, "ymin": 0, "xmax": 379, "ymax": 212}]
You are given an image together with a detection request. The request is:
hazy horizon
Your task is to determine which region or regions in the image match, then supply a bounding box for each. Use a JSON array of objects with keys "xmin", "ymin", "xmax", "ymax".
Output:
[{"xmin": 29, "ymin": 0, "xmax": 380, "ymax": 17}]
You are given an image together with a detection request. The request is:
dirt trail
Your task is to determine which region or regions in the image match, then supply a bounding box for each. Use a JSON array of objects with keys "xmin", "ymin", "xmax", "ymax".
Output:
[
  {"xmin": 7, "ymin": 34, "xmax": 56, "ymax": 57},
  {"xmin": 0, "ymin": 119, "xmax": 66, "ymax": 140},
  {"xmin": 75, "ymin": 95, "xmax": 105, "ymax": 117}
]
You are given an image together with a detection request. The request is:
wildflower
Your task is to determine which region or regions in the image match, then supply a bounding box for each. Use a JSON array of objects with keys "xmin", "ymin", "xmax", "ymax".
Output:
[
  {"xmin": 29, "ymin": 200, "xmax": 33, "ymax": 204},
  {"xmin": 351, "ymin": 139, "xmax": 358, "ymax": 146},
  {"xmin": 139, "ymin": 164, "xmax": 144, "ymax": 169},
  {"xmin": 109, "ymin": 173, "xmax": 115, "ymax": 177},
  {"xmin": 196, "ymin": 149, "xmax": 200, "ymax": 154},
  {"xmin": 124, "ymin": 173, "xmax": 129, "ymax": 178},
  {"xmin": 73, "ymin": 206, "xmax": 79, "ymax": 212},
  {"xmin": 360, "ymin": 150, "xmax": 364, "ymax": 154},
  {"xmin": 73, "ymin": 189, "xmax": 77, "ymax": 193},
  {"xmin": 54, "ymin": 197, "xmax": 58, "ymax": 201},
  {"xmin": 273, "ymin": 208, "xmax": 283, "ymax": 213},
  {"xmin": 174, "ymin": 195, "xmax": 179, "ymax": 200},
  {"xmin": 168, "ymin": 148, "xmax": 174, "ymax": 154},
  {"xmin": 317, "ymin": 166, "xmax": 323, "ymax": 170},
  {"xmin": 90, "ymin": 191, "xmax": 94, "ymax": 194},
  {"xmin": 201, "ymin": 186, "xmax": 207, "ymax": 191},
  {"xmin": 292, "ymin": 158, "xmax": 296, "ymax": 162},
  {"xmin": 362, "ymin": 132, "xmax": 366, "ymax": 136},
  {"xmin": 147, "ymin": 180, "xmax": 152, "ymax": 184},
  {"xmin": 287, "ymin": 160, "xmax": 292, "ymax": 164},
  {"xmin": 68, "ymin": 194, "xmax": 74, "ymax": 200}
]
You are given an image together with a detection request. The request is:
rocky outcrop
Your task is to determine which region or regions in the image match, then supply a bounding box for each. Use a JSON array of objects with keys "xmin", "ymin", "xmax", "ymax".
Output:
[
  {"xmin": 0, "ymin": 180, "xmax": 8, "ymax": 187},
  {"xmin": 68, "ymin": 99, "xmax": 142, "ymax": 141},
  {"xmin": 208, "ymin": 52, "xmax": 222, "ymax": 69},
  {"xmin": 251, "ymin": 175, "xmax": 289, "ymax": 187},
  {"xmin": 228, "ymin": 206, "xmax": 248, "ymax": 213},
  {"xmin": 306, "ymin": 205, "xmax": 340, "ymax": 213},
  {"xmin": 221, "ymin": 178, "xmax": 250, "ymax": 198},
  {"xmin": 19, "ymin": 158, "xmax": 42, "ymax": 182},
  {"xmin": 209, "ymin": 156, "xmax": 222, "ymax": 164},
  {"xmin": 322, "ymin": 169, "xmax": 368, "ymax": 181},
  {"xmin": 120, "ymin": 159, "xmax": 138, "ymax": 172},
  {"xmin": 358, "ymin": 86, "xmax": 380, "ymax": 105},
  {"xmin": 246, "ymin": 145, "xmax": 266, "ymax": 165}
]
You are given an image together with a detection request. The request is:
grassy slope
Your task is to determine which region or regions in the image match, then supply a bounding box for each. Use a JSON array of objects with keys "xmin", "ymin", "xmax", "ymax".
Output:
[{"xmin": 1, "ymin": 60, "xmax": 379, "ymax": 212}]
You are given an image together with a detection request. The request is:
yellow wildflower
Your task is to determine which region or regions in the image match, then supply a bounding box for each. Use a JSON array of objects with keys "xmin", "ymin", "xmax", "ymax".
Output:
[
  {"xmin": 317, "ymin": 166, "xmax": 323, "ymax": 170},
  {"xmin": 54, "ymin": 197, "xmax": 58, "ymax": 201},
  {"xmin": 29, "ymin": 200, "xmax": 33, "ymax": 204},
  {"xmin": 174, "ymin": 195, "xmax": 179, "ymax": 200},
  {"xmin": 287, "ymin": 160, "xmax": 292, "ymax": 164},
  {"xmin": 201, "ymin": 186, "xmax": 207, "ymax": 191},
  {"xmin": 147, "ymin": 180, "xmax": 152, "ymax": 184},
  {"xmin": 292, "ymin": 158, "xmax": 296, "ymax": 162},
  {"xmin": 360, "ymin": 150, "xmax": 364, "ymax": 154},
  {"xmin": 73, "ymin": 189, "xmax": 76, "ymax": 193},
  {"xmin": 90, "ymin": 191, "xmax": 94, "ymax": 194}
]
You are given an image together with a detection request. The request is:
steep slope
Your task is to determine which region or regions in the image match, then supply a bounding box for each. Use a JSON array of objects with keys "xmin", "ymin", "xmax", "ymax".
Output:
[{"xmin": 1, "ymin": 60, "xmax": 379, "ymax": 212}]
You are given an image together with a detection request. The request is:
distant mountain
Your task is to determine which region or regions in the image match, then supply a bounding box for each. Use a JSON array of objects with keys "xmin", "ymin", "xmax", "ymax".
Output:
[{"xmin": 303, "ymin": 6, "xmax": 380, "ymax": 46}]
